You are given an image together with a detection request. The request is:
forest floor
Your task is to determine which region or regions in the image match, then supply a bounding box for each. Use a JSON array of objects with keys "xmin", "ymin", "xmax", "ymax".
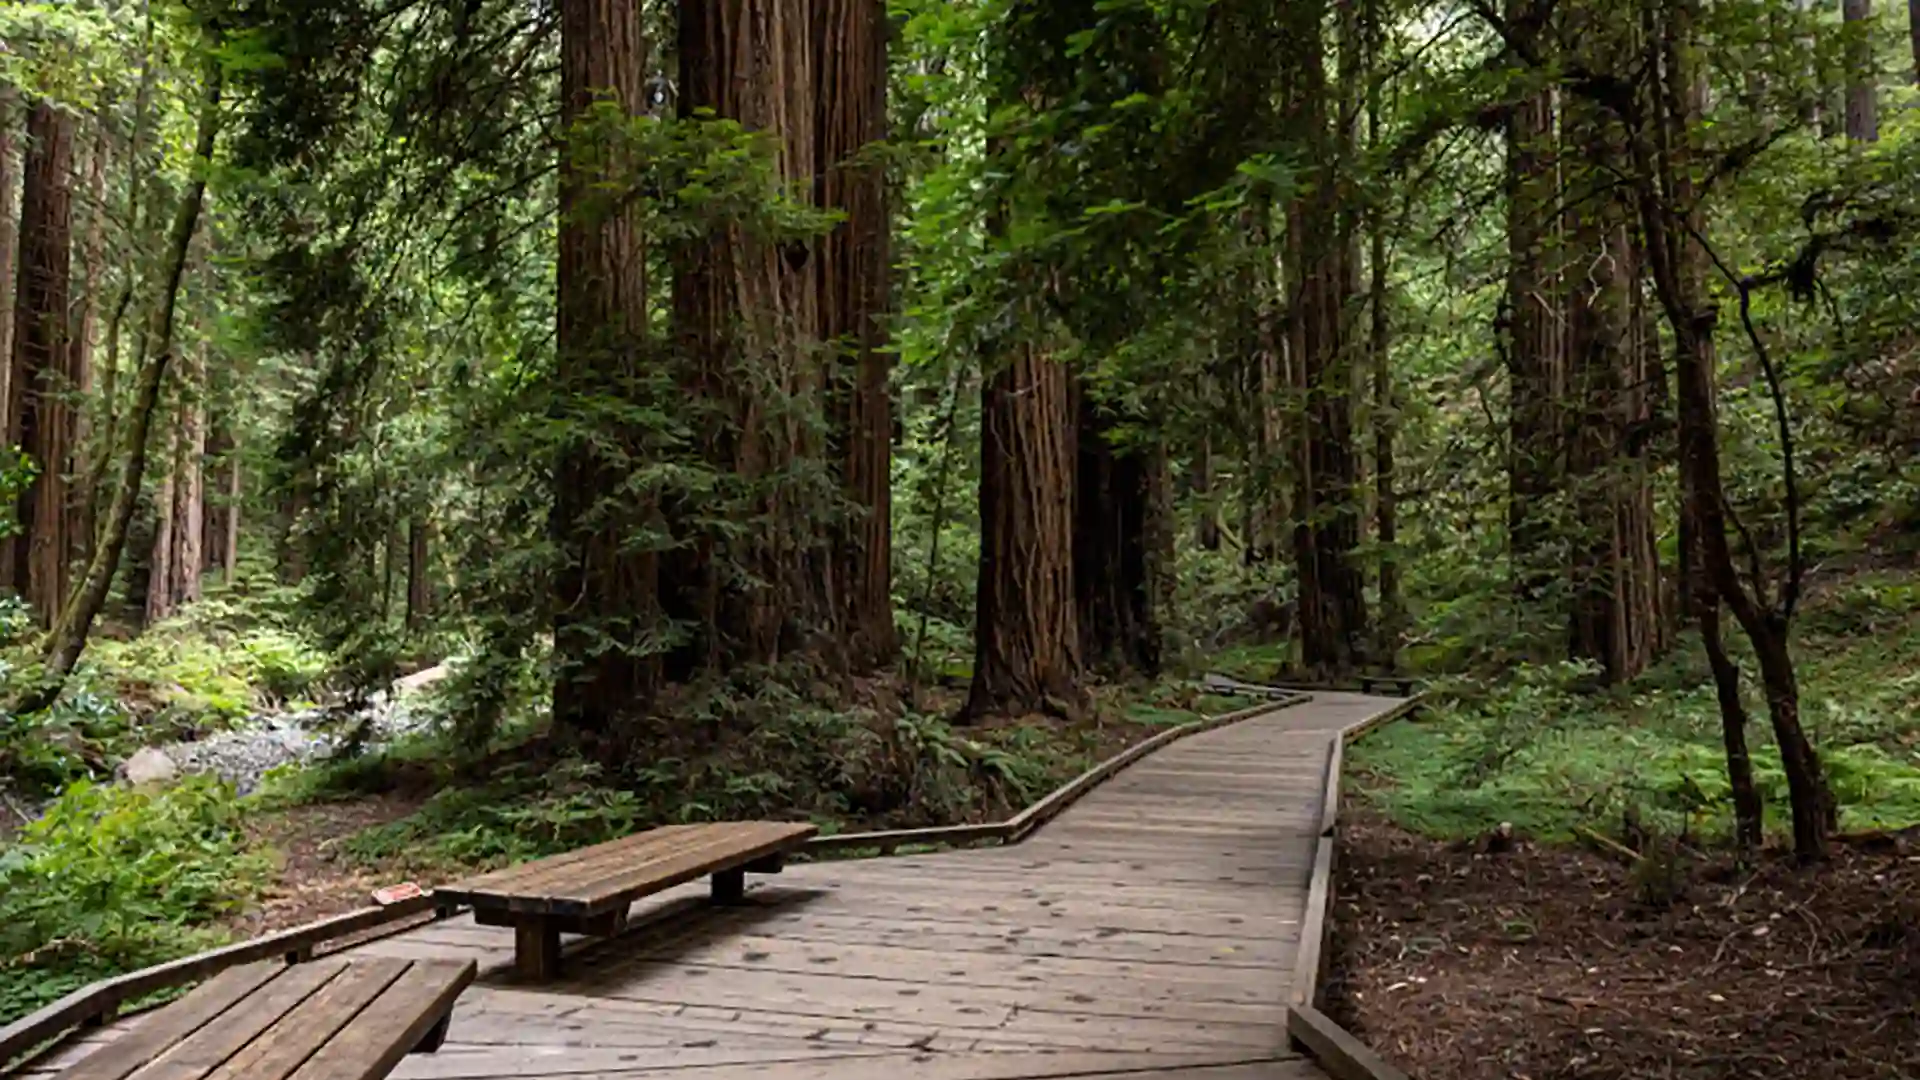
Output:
[
  {"xmin": 1326, "ymin": 810, "xmax": 1920, "ymax": 1080},
  {"xmin": 1324, "ymin": 570, "xmax": 1920, "ymax": 1079}
]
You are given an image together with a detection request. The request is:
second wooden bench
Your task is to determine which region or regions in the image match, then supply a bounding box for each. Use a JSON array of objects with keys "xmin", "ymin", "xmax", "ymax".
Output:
[{"xmin": 433, "ymin": 820, "xmax": 818, "ymax": 979}]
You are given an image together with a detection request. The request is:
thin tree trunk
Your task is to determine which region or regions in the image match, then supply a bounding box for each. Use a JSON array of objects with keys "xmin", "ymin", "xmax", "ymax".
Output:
[
  {"xmin": 1633, "ymin": 0, "xmax": 1832, "ymax": 859},
  {"xmin": 1192, "ymin": 436, "xmax": 1221, "ymax": 551},
  {"xmin": 1693, "ymin": 513, "xmax": 1764, "ymax": 849},
  {"xmin": 406, "ymin": 516, "xmax": 431, "ymax": 628},
  {"xmin": 145, "ymin": 423, "xmax": 177, "ymax": 624},
  {"xmin": 68, "ymin": 118, "xmax": 108, "ymax": 567},
  {"xmin": 222, "ymin": 446, "xmax": 240, "ymax": 575},
  {"xmin": 7, "ymin": 100, "xmax": 77, "ymax": 623},
  {"xmin": 816, "ymin": 0, "xmax": 895, "ymax": 672},
  {"xmin": 14, "ymin": 57, "xmax": 221, "ymax": 715},
  {"xmin": 1845, "ymin": 0, "xmax": 1879, "ymax": 140},
  {"xmin": 167, "ymin": 344, "xmax": 205, "ymax": 609},
  {"xmin": 549, "ymin": 0, "xmax": 660, "ymax": 739},
  {"xmin": 1366, "ymin": 0, "xmax": 1399, "ymax": 665},
  {"xmin": 0, "ymin": 89, "xmax": 19, "ymax": 406}
]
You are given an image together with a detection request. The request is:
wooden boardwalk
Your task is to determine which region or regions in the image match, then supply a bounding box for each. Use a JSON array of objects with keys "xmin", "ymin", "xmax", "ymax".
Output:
[{"xmin": 28, "ymin": 693, "xmax": 1401, "ymax": 1080}]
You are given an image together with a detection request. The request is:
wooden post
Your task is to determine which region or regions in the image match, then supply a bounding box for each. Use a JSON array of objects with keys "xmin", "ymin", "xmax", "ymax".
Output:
[
  {"xmin": 711, "ymin": 868, "xmax": 746, "ymax": 904},
  {"xmin": 514, "ymin": 920, "xmax": 560, "ymax": 981}
]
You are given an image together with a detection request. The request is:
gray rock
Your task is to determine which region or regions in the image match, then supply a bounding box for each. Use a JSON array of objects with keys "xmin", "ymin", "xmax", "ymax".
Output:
[{"xmin": 121, "ymin": 746, "xmax": 179, "ymax": 788}]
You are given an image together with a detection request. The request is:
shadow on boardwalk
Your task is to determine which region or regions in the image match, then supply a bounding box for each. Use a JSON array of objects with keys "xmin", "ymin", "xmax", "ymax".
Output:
[{"xmin": 27, "ymin": 695, "xmax": 1405, "ymax": 1080}]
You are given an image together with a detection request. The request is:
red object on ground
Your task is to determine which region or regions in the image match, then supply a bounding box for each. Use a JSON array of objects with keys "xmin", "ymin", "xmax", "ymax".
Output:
[{"xmin": 372, "ymin": 881, "xmax": 425, "ymax": 905}]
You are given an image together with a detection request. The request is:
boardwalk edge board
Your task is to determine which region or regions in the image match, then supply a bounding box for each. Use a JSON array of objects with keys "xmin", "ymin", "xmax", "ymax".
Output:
[
  {"xmin": 0, "ymin": 893, "xmax": 456, "ymax": 1070},
  {"xmin": 802, "ymin": 692, "xmax": 1312, "ymax": 856},
  {"xmin": 1, "ymin": 693, "xmax": 1310, "ymax": 1070},
  {"xmin": 1287, "ymin": 693, "xmax": 1428, "ymax": 1080}
]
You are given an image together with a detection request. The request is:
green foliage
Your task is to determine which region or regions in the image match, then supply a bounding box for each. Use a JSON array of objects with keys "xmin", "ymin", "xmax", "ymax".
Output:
[
  {"xmin": 0, "ymin": 778, "xmax": 268, "ymax": 1025},
  {"xmin": 1352, "ymin": 598, "xmax": 1920, "ymax": 843}
]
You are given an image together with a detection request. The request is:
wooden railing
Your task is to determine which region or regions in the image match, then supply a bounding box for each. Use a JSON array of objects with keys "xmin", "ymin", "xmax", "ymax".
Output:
[
  {"xmin": 1286, "ymin": 693, "xmax": 1427, "ymax": 1080},
  {"xmin": 0, "ymin": 692, "xmax": 1309, "ymax": 1069}
]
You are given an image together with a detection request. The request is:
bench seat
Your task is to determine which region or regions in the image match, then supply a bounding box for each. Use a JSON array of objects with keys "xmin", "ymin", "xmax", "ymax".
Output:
[
  {"xmin": 434, "ymin": 820, "xmax": 818, "ymax": 979},
  {"xmin": 50, "ymin": 957, "xmax": 474, "ymax": 1080}
]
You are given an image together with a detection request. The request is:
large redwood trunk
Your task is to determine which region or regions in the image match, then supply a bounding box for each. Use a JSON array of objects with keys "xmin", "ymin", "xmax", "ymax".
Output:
[
  {"xmin": 815, "ymin": 0, "xmax": 895, "ymax": 671},
  {"xmin": 967, "ymin": 338, "xmax": 1082, "ymax": 719},
  {"xmin": 669, "ymin": 0, "xmax": 826, "ymax": 675},
  {"xmin": 6, "ymin": 100, "xmax": 77, "ymax": 622},
  {"xmin": 1503, "ymin": 1, "xmax": 1563, "ymax": 609},
  {"xmin": 549, "ymin": 0, "xmax": 660, "ymax": 736},
  {"xmin": 1563, "ymin": 36, "xmax": 1663, "ymax": 683},
  {"xmin": 1074, "ymin": 389, "xmax": 1163, "ymax": 678},
  {"xmin": 1284, "ymin": 0, "xmax": 1367, "ymax": 678}
]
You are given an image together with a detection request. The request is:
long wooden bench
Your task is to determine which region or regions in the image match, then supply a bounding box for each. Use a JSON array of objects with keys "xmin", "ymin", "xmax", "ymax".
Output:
[
  {"xmin": 49, "ymin": 957, "xmax": 473, "ymax": 1080},
  {"xmin": 433, "ymin": 820, "xmax": 818, "ymax": 980}
]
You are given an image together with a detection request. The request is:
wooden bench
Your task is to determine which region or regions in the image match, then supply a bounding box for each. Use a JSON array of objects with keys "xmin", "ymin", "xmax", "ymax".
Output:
[
  {"xmin": 434, "ymin": 820, "xmax": 819, "ymax": 980},
  {"xmin": 50, "ymin": 956, "xmax": 473, "ymax": 1080}
]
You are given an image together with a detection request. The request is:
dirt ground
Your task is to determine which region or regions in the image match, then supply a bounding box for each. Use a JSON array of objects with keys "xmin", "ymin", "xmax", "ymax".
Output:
[{"xmin": 1325, "ymin": 811, "xmax": 1920, "ymax": 1080}]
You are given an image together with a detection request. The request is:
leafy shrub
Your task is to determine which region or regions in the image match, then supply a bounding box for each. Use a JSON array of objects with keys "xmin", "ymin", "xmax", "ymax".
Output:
[{"xmin": 0, "ymin": 778, "xmax": 269, "ymax": 1024}]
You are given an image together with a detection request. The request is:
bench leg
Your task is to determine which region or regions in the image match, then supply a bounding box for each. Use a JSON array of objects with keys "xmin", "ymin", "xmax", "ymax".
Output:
[
  {"xmin": 414, "ymin": 1012, "xmax": 453, "ymax": 1054},
  {"xmin": 515, "ymin": 920, "xmax": 562, "ymax": 981},
  {"xmin": 711, "ymin": 868, "xmax": 746, "ymax": 904}
]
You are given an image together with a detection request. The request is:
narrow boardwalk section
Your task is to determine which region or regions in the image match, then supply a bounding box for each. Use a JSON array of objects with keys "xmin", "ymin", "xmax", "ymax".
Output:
[{"xmin": 33, "ymin": 694, "xmax": 1401, "ymax": 1080}]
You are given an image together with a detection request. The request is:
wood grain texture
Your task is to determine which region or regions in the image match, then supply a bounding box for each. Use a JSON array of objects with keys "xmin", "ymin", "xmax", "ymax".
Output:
[{"xmin": 41, "ymin": 693, "xmax": 1422, "ymax": 1080}]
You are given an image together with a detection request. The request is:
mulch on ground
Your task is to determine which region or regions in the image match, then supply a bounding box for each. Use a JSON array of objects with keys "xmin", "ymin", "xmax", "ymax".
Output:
[{"xmin": 1326, "ymin": 811, "xmax": 1920, "ymax": 1080}]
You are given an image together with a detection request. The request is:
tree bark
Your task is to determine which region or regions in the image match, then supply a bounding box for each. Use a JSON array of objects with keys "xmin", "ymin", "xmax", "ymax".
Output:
[
  {"xmin": 222, "ymin": 445, "xmax": 240, "ymax": 574},
  {"xmin": 1503, "ymin": 0, "xmax": 1563, "ymax": 611},
  {"xmin": 669, "ymin": 0, "xmax": 827, "ymax": 675},
  {"xmin": 6, "ymin": 100, "xmax": 77, "ymax": 623},
  {"xmin": 68, "ymin": 118, "xmax": 108, "ymax": 567},
  {"xmin": 406, "ymin": 516, "xmax": 432, "ymax": 628},
  {"xmin": 0, "ymin": 89, "xmax": 19, "ymax": 407},
  {"xmin": 967, "ymin": 334, "xmax": 1082, "ymax": 719},
  {"xmin": 815, "ymin": 0, "xmax": 896, "ymax": 671},
  {"xmin": 1845, "ymin": 0, "xmax": 1879, "ymax": 141},
  {"xmin": 1563, "ymin": 12, "xmax": 1663, "ymax": 683},
  {"xmin": 549, "ymin": 0, "xmax": 661, "ymax": 739},
  {"xmin": 13, "ymin": 57, "xmax": 221, "ymax": 716},
  {"xmin": 1285, "ymin": 0, "xmax": 1368, "ymax": 678},
  {"xmin": 1074, "ymin": 389, "xmax": 1163, "ymax": 678},
  {"xmin": 145, "ymin": 423, "xmax": 177, "ymax": 624},
  {"xmin": 1366, "ymin": 0, "xmax": 1399, "ymax": 665},
  {"xmin": 168, "ymin": 345, "xmax": 206, "ymax": 609}
]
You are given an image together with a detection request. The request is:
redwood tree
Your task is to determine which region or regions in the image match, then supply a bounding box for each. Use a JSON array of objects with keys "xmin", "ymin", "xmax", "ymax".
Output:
[
  {"xmin": 668, "ymin": 0, "xmax": 829, "ymax": 676},
  {"xmin": 549, "ymin": 0, "xmax": 661, "ymax": 737},
  {"xmin": 815, "ymin": 0, "xmax": 896, "ymax": 671},
  {"xmin": 1284, "ymin": 0, "xmax": 1368, "ymax": 677},
  {"xmin": 6, "ymin": 100, "xmax": 77, "ymax": 622}
]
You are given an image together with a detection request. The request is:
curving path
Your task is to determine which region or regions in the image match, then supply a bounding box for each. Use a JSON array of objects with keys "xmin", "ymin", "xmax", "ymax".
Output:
[{"xmin": 27, "ymin": 693, "xmax": 1403, "ymax": 1080}]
